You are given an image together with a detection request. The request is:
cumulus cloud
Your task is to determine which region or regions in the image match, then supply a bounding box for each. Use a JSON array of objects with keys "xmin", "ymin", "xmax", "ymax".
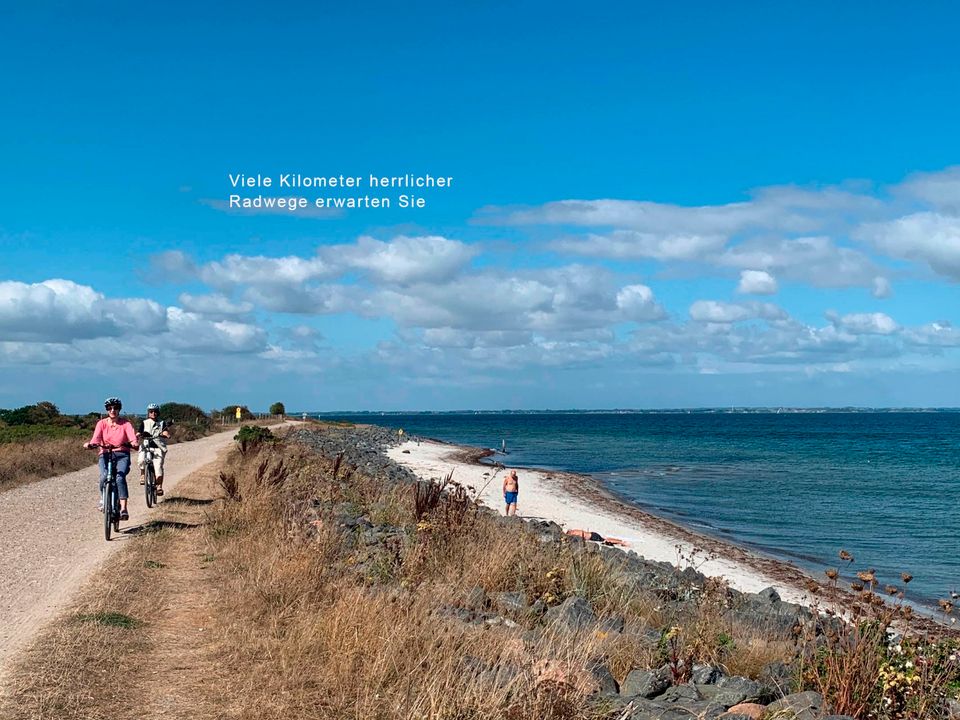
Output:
[
  {"xmin": 165, "ymin": 308, "xmax": 268, "ymax": 354},
  {"xmin": 0, "ymin": 279, "xmax": 166, "ymax": 342},
  {"xmin": 616, "ymin": 284, "xmax": 667, "ymax": 321},
  {"xmin": 895, "ymin": 166, "xmax": 960, "ymax": 213},
  {"xmin": 689, "ymin": 300, "xmax": 786, "ymax": 324},
  {"xmin": 321, "ymin": 235, "xmax": 477, "ymax": 284},
  {"xmin": 902, "ymin": 321, "xmax": 960, "ymax": 347},
  {"xmin": 827, "ymin": 311, "xmax": 899, "ymax": 335},
  {"xmin": 857, "ymin": 212, "xmax": 960, "ymax": 281},
  {"xmin": 200, "ymin": 254, "xmax": 336, "ymax": 289},
  {"xmin": 178, "ymin": 293, "xmax": 253, "ymax": 317},
  {"xmin": 552, "ymin": 231, "xmax": 727, "ymax": 260},
  {"xmin": 716, "ymin": 236, "xmax": 882, "ymax": 288},
  {"xmin": 737, "ymin": 270, "xmax": 778, "ymax": 295}
]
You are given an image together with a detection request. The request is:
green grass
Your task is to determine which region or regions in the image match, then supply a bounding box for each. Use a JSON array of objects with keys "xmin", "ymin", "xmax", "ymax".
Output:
[
  {"xmin": 74, "ymin": 612, "xmax": 142, "ymax": 629},
  {"xmin": 0, "ymin": 425, "xmax": 88, "ymax": 443}
]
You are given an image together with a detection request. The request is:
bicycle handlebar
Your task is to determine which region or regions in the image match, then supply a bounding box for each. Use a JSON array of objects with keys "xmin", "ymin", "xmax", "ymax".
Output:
[{"xmin": 86, "ymin": 443, "xmax": 134, "ymax": 450}]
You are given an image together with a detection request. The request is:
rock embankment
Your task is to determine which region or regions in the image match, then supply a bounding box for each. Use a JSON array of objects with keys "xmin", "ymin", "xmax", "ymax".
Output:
[{"xmin": 278, "ymin": 424, "xmax": 930, "ymax": 720}]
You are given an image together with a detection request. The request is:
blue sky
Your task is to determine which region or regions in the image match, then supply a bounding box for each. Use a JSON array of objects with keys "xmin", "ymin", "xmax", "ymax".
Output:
[{"xmin": 2, "ymin": 2, "xmax": 959, "ymax": 412}]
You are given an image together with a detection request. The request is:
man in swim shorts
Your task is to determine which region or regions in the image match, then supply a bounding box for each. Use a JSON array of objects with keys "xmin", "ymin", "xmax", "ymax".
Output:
[{"xmin": 503, "ymin": 469, "xmax": 519, "ymax": 516}]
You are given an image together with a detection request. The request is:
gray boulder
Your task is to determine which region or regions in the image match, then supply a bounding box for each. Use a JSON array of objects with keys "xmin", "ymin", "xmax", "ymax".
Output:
[
  {"xmin": 545, "ymin": 595, "xmax": 596, "ymax": 631},
  {"xmin": 621, "ymin": 665, "xmax": 672, "ymax": 698},
  {"xmin": 690, "ymin": 664, "xmax": 724, "ymax": 684},
  {"xmin": 765, "ymin": 690, "xmax": 824, "ymax": 720}
]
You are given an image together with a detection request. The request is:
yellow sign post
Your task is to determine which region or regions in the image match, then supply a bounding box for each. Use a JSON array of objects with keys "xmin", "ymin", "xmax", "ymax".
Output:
[{"xmin": 235, "ymin": 407, "xmax": 242, "ymax": 422}]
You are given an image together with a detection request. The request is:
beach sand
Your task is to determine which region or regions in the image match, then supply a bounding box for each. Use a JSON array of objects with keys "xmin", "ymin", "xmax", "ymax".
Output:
[{"xmin": 388, "ymin": 438, "xmax": 818, "ymax": 606}]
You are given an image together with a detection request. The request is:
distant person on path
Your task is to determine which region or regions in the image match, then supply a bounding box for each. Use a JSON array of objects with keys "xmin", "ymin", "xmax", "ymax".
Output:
[
  {"xmin": 84, "ymin": 397, "xmax": 138, "ymax": 520},
  {"xmin": 138, "ymin": 403, "xmax": 170, "ymax": 496},
  {"xmin": 503, "ymin": 469, "xmax": 519, "ymax": 516}
]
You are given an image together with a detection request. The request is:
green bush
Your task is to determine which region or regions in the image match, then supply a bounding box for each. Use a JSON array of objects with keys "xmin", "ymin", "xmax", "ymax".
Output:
[
  {"xmin": 215, "ymin": 405, "xmax": 256, "ymax": 421},
  {"xmin": 269, "ymin": 402, "xmax": 286, "ymax": 416},
  {"xmin": 234, "ymin": 425, "xmax": 276, "ymax": 454},
  {"xmin": 158, "ymin": 402, "xmax": 211, "ymax": 426}
]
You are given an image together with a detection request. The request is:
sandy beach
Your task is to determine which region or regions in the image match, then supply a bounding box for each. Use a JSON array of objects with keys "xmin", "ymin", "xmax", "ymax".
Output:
[{"xmin": 388, "ymin": 438, "xmax": 819, "ymax": 606}]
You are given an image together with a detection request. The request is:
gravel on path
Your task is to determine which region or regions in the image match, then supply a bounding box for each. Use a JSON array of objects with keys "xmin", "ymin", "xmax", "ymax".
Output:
[{"xmin": 0, "ymin": 425, "xmax": 284, "ymax": 683}]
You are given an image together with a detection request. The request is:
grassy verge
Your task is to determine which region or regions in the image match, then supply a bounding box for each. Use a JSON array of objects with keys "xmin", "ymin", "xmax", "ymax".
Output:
[
  {"xmin": 2, "ymin": 468, "xmax": 226, "ymax": 720},
  {"xmin": 6, "ymin": 430, "xmax": 957, "ymax": 720},
  {"xmin": 195, "ymin": 436, "xmax": 800, "ymax": 719}
]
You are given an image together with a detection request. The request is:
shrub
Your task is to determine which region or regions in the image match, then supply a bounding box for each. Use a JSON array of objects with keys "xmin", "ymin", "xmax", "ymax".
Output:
[
  {"xmin": 234, "ymin": 425, "xmax": 276, "ymax": 454},
  {"xmin": 158, "ymin": 402, "xmax": 210, "ymax": 425},
  {"xmin": 269, "ymin": 402, "xmax": 286, "ymax": 416}
]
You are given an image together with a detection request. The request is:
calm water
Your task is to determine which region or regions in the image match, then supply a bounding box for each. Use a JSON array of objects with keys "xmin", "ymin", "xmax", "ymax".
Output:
[{"xmin": 323, "ymin": 412, "xmax": 960, "ymax": 606}]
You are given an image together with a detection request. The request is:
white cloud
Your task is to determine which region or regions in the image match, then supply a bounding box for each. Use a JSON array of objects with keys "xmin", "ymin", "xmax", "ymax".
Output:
[
  {"xmin": 857, "ymin": 212, "xmax": 960, "ymax": 281},
  {"xmin": 827, "ymin": 311, "xmax": 899, "ymax": 335},
  {"xmin": 322, "ymin": 235, "xmax": 477, "ymax": 284},
  {"xmin": 902, "ymin": 321, "xmax": 960, "ymax": 347},
  {"xmin": 552, "ymin": 231, "xmax": 726, "ymax": 260},
  {"xmin": 895, "ymin": 166, "xmax": 960, "ymax": 213},
  {"xmin": 737, "ymin": 270, "xmax": 778, "ymax": 295},
  {"xmin": 616, "ymin": 284, "xmax": 667, "ymax": 321},
  {"xmin": 0, "ymin": 279, "xmax": 166, "ymax": 342},
  {"xmin": 165, "ymin": 308, "xmax": 267, "ymax": 354},
  {"xmin": 201, "ymin": 254, "xmax": 336, "ymax": 288},
  {"xmin": 717, "ymin": 236, "xmax": 882, "ymax": 288},
  {"xmin": 178, "ymin": 293, "xmax": 253, "ymax": 317},
  {"xmin": 689, "ymin": 300, "xmax": 786, "ymax": 324},
  {"xmin": 872, "ymin": 276, "xmax": 892, "ymax": 299}
]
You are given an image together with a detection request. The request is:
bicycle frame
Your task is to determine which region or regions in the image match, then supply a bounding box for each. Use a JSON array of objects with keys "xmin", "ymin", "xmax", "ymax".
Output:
[{"xmin": 101, "ymin": 448, "xmax": 121, "ymax": 540}]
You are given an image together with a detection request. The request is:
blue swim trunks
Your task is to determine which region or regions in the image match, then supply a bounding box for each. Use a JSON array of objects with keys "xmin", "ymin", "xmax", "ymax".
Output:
[{"xmin": 504, "ymin": 491, "xmax": 518, "ymax": 505}]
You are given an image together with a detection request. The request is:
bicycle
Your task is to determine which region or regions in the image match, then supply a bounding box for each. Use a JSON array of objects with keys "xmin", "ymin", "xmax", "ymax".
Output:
[
  {"xmin": 139, "ymin": 430, "xmax": 165, "ymax": 508},
  {"xmin": 88, "ymin": 443, "xmax": 131, "ymax": 541}
]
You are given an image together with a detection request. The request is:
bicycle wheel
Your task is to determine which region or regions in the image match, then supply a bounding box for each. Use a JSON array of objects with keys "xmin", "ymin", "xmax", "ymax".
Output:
[
  {"xmin": 145, "ymin": 464, "xmax": 156, "ymax": 508},
  {"xmin": 103, "ymin": 483, "xmax": 112, "ymax": 541},
  {"xmin": 112, "ymin": 488, "xmax": 120, "ymax": 533}
]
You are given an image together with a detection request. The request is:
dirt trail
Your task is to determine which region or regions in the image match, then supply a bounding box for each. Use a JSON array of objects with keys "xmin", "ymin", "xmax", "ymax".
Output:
[{"xmin": 0, "ymin": 424, "xmax": 287, "ymax": 683}]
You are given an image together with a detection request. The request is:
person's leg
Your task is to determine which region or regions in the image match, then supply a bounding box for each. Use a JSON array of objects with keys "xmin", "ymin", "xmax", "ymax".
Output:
[
  {"xmin": 154, "ymin": 453, "xmax": 164, "ymax": 495},
  {"xmin": 508, "ymin": 502, "xmax": 517, "ymax": 517},
  {"xmin": 115, "ymin": 454, "xmax": 131, "ymax": 517},
  {"xmin": 137, "ymin": 448, "xmax": 146, "ymax": 484}
]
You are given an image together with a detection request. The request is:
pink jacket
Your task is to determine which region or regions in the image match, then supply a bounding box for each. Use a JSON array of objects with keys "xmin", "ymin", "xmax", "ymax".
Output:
[{"xmin": 88, "ymin": 418, "xmax": 138, "ymax": 454}]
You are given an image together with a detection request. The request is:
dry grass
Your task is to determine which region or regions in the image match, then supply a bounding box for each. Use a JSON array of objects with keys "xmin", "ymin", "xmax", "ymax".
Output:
[
  {"xmin": 1, "ymin": 466, "xmax": 232, "ymax": 720},
  {"xmin": 0, "ymin": 436, "xmax": 94, "ymax": 492},
  {"xmin": 196, "ymin": 440, "xmax": 804, "ymax": 719},
  {"xmin": 4, "ymin": 531, "xmax": 160, "ymax": 719}
]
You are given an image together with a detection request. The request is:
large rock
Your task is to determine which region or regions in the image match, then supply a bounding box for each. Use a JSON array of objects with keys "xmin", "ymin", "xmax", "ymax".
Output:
[
  {"xmin": 621, "ymin": 665, "xmax": 672, "ymax": 698},
  {"xmin": 765, "ymin": 690, "xmax": 824, "ymax": 720},
  {"xmin": 545, "ymin": 595, "xmax": 596, "ymax": 631},
  {"xmin": 758, "ymin": 660, "xmax": 795, "ymax": 699},
  {"xmin": 709, "ymin": 676, "xmax": 764, "ymax": 706},
  {"xmin": 691, "ymin": 664, "xmax": 724, "ymax": 684},
  {"xmin": 587, "ymin": 661, "xmax": 619, "ymax": 695}
]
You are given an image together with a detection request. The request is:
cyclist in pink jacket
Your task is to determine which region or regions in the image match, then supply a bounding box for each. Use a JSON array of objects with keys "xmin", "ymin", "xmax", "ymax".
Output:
[{"xmin": 84, "ymin": 397, "xmax": 139, "ymax": 520}]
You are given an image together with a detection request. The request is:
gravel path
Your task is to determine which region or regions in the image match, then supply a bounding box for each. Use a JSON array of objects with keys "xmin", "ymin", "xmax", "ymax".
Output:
[{"xmin": 0, "ymin": 426, "xmax": 276, "ymax": 682}]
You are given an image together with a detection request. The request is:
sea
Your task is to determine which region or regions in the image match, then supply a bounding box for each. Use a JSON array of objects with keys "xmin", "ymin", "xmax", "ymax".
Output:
[{"xmin": 318, "ymin": 410, "xmax": 960, "ymax": 608}]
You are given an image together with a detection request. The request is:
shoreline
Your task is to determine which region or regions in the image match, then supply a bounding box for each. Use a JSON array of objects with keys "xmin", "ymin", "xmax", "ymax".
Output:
[
  {"xmin": 388, "ymin": 438, "xmax": 816, "ymax": 606},
  {"xmin": 387, "ymin": 437, "xmax": 954, "ymax": 633}
]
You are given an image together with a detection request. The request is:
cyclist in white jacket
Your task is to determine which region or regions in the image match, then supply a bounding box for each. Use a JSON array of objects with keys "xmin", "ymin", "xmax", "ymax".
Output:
[{"xmin": 138, "ymin": 403, "xmax": 171, "ymax": 496}]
